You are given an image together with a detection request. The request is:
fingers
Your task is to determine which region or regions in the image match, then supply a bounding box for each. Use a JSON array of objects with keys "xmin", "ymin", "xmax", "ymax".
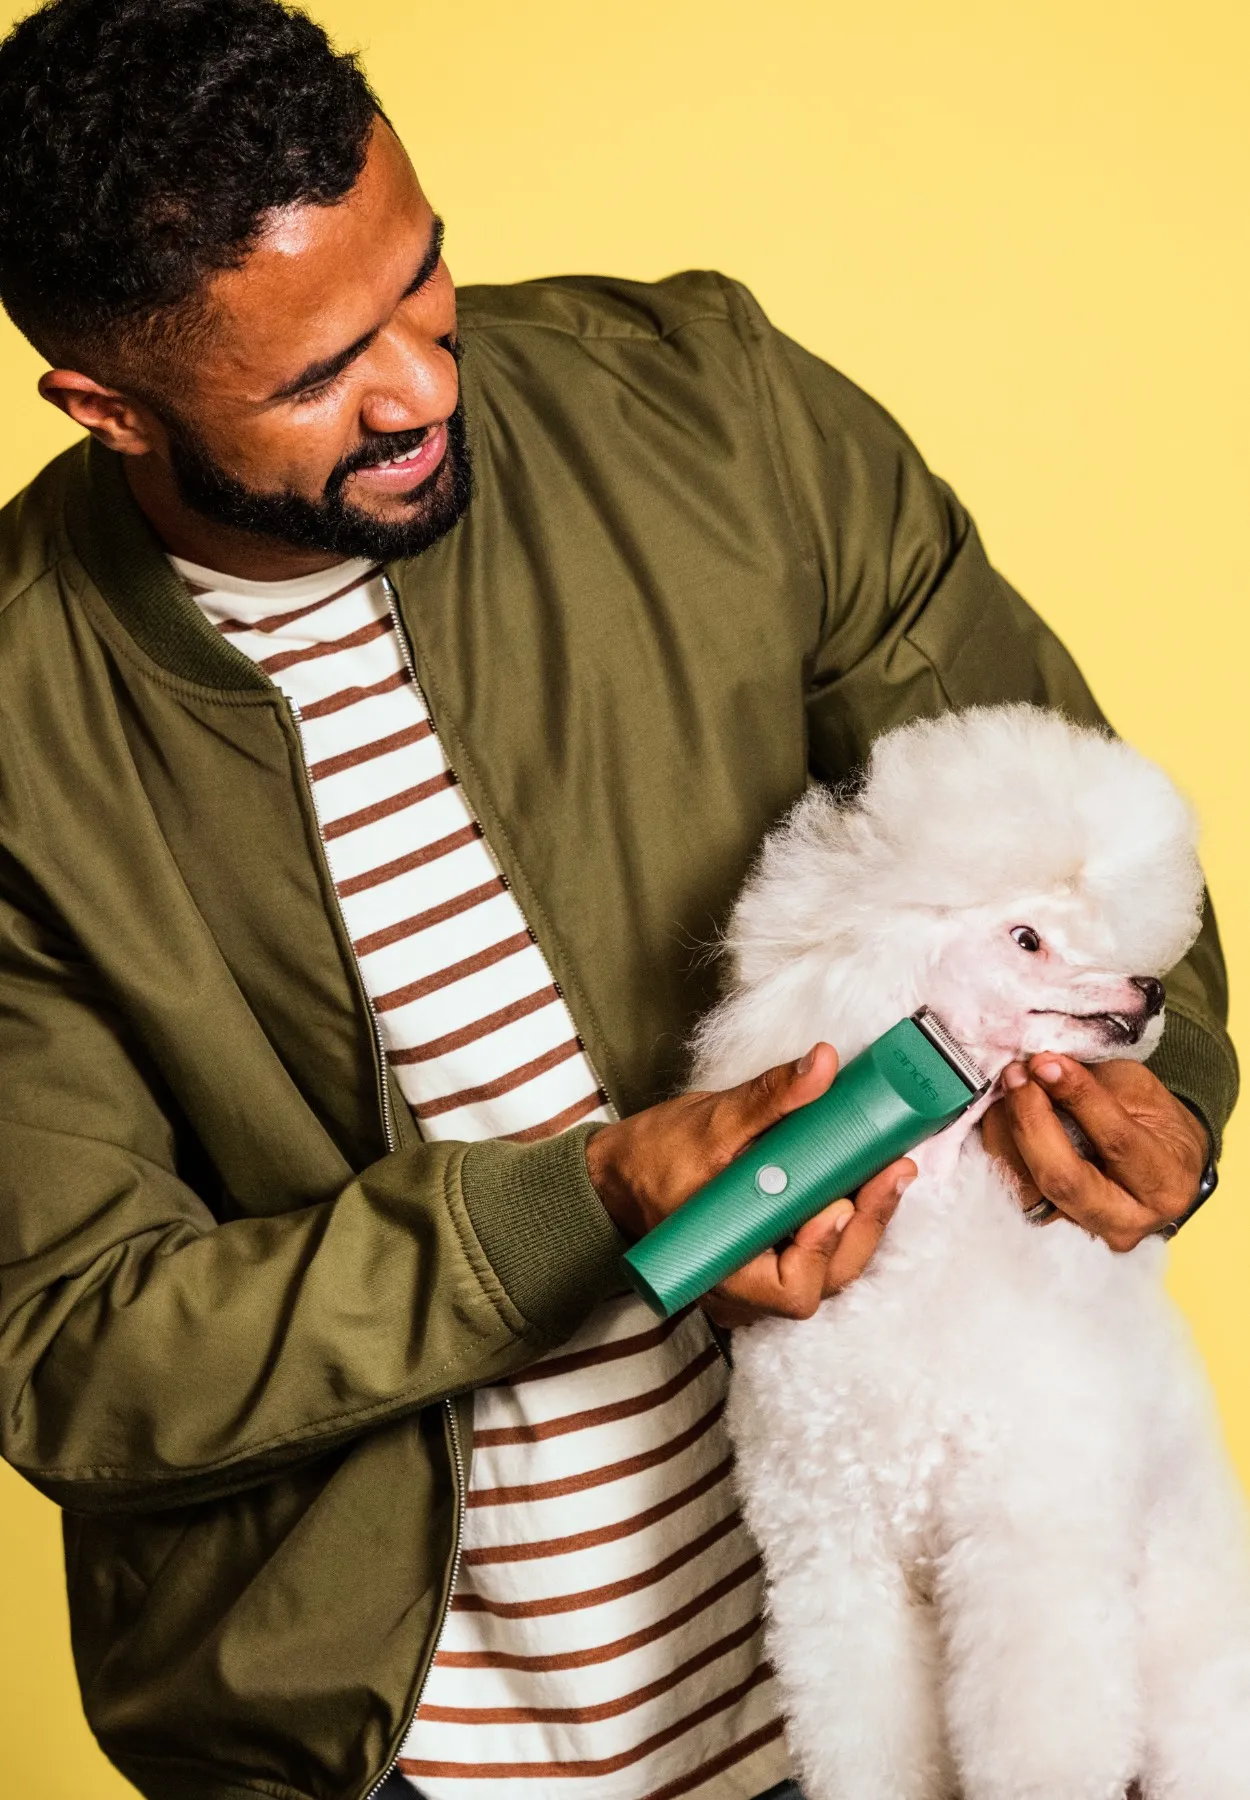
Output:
[
  {"xmin": 795, "ymin": 1197, "xmax": 859, "ymax": 1244},
  {"xmin": 713, "ymin": 1042, "xmax": 840, "ymax": 1157},
  {"xmin": 1021, "ymin": 1055, "xmax": 1170, "ymax": 1197},
  {"xmin": 977, "ymin": 1059, "xmax": 1202, "ymax": 1251},
  {"xmin": 979, "ymin": 1099, "xmax": 1042, "ymax": 1209},
  {"xmin": 1000, "ymin": 1062, "xmax": 1154, "ymax": 1248},
  {"xmin": 704, "ymin": 1159, "xmax": 914, "ymax": 1326},
  {"xmin": 713, "ymin": 1198, "xmax": 851, "ymax": 1322},
  {"xmin": 818, "ymin": 1160, "xmax": 914, "ymax": 1295}
]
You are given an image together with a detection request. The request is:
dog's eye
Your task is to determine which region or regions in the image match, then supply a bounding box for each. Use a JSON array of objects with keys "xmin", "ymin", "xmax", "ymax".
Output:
[{"xmin": 1011, "ymin": 926, "xmax": 1042, "ymax": 953}]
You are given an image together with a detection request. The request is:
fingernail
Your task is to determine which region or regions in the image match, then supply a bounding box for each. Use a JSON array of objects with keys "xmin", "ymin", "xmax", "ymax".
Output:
[
  {"xmin": 1003, "ymin": 1063, "xmax": 1027, "ymax": 1091},
  {"xmin": 831, "ymin": 1201, "xmax": 855, "ymax": 1233},
  {"xmin": 1034, "ymin": 1059, "xmax": 1063, "ymax": 1085},
  {"xmin": 796, "ymin": 1049, "xmax": 815, "ymax": 1075},
  {"xmin": 894, "ymin": 1173, "xmax": 915, "ymax": 1199}
]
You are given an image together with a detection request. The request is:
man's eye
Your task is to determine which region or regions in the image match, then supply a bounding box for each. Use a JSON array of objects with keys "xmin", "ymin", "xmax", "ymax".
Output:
[
  {"xmin": 1011, "ymin": 926, "xmax": 1042, "ymax": 953},
  {"xmin": 294, "ymin": 377, "xmax": 339, "ymax": 405}
]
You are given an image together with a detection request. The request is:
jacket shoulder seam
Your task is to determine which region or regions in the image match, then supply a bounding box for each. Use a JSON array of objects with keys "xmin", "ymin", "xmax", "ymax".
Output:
[
  {"xmin": 712, "ymin": 274, "xmax": 824, "ymax": 589},
  {"xmin": 0, "ymin": 552, "xmax": 63, "ymax": 630},
  {"xmin": 460, "ymin": 306, "xmax": 731, "ymax": 345},
  {"xmin": 458, "ymin": 271, "xmax": 737, "ymax": 343}
]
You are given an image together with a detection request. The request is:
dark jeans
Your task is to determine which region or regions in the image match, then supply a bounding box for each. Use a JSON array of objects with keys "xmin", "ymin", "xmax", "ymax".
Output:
[{"xmin": 376, "ymin": 1778, "xmax": 805, "ymax": 1800}]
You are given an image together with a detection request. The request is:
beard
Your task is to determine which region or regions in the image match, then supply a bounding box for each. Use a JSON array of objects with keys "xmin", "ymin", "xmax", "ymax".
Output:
[{"xmin": 164, "ymin": 382, "xmax": 474, "ymax": 564}]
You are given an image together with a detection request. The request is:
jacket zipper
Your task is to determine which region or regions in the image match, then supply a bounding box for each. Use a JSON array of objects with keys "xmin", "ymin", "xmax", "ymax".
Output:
[
  {"xmin": 379, "ymin": 574, "xmax": 422, "ymax": 730},
  {"xmin": 284, "ymin": 689, "xmax": 466, "ymax": 1800},
  {"xmin": 364, "ymin": 1398, "xmax": 467, "ymax": 1800}
]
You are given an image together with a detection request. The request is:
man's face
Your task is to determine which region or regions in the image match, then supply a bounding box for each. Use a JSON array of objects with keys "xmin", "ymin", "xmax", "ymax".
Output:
[{"xmin": 157, "ymin": 120, "xmax": 469, "ymax": 562}]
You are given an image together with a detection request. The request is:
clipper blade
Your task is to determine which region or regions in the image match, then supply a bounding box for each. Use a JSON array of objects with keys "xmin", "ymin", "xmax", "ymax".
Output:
[{"xmin": 911, "ymin": 1006, "xmax": 991, "ymax": 1096}]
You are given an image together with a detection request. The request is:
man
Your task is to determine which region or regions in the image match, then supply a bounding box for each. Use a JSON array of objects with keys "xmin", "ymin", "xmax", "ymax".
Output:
[{"xmin": 0, "ymin": 2, "xmax": 1234, "ymax": 1798}]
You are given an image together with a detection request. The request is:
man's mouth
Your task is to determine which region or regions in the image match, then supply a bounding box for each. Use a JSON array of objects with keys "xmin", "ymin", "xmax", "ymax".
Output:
[
  {"xmin": 346, "ymin": 423, "xmax": 449, "ymax": 496},
  {"xmin": 378, "ymin": 442, "xmax": 427, "ymax": 468}
]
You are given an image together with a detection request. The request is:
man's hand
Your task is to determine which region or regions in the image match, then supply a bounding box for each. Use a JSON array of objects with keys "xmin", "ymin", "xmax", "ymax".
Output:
[
  {"xmin": 981, "ymin": 1054, "xmax": 1210, "ymax": 1251},
  {"xmin": 586, "ymin": 1043, "xmax": 916, "ymax": 1327}
]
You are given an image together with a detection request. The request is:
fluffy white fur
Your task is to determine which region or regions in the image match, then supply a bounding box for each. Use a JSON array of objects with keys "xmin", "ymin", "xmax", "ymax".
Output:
[{"xmin": 693, "ymin": 705, "xmax": 1250, "ymax": 1800}]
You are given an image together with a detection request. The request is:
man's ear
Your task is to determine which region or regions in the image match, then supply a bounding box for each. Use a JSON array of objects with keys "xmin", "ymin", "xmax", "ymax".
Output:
[{"xmin": 38, "ymin": 368, "xmax": 164, "ymax": 456}]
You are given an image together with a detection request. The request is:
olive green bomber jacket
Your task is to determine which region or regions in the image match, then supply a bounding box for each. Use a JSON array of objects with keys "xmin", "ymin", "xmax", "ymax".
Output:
[{"xmin": 0, "ymin": 272, "xmax": 1237, "ymax": 1800}]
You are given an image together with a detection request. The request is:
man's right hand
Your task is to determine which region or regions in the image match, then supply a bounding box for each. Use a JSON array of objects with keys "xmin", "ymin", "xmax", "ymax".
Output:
[{"xmin": 585, "ymin": 1043, "xmax": 915, "ymax": 1328}]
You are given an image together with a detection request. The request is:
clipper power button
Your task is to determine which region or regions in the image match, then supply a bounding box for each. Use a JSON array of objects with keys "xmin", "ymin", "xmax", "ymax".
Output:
[{"xmin": 756, "ymin": 1165, "xmax": 789, "ymax": 1196}]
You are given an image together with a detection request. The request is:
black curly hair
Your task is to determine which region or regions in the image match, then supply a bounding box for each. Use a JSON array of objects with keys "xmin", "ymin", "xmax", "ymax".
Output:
[{"xmin": 0, "ymin": 0, "xmax": 380, "ymax": 371}]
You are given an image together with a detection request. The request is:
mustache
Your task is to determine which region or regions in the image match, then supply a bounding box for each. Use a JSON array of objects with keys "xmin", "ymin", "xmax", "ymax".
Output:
[{"xmin": 328, "ymin": 332, "xmax": 464, "ymax": 496}]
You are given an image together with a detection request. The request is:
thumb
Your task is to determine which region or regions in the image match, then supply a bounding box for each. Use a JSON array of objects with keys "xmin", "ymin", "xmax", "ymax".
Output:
[{"xmin": 720, "ymin": 1042, "xmax": 840, "ymax": 1152}]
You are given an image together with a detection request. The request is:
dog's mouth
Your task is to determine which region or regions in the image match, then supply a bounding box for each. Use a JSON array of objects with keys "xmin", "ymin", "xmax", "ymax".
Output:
[{"xmin": 1029, "ymin": 1009, "xmax": 1145, "ymax": 1044}]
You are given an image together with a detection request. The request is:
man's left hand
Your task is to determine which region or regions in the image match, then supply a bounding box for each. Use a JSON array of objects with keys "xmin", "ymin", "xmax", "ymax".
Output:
[{"xmin": 981, "ymin": 1055, "xmax": 1210, "ymax": 1252}]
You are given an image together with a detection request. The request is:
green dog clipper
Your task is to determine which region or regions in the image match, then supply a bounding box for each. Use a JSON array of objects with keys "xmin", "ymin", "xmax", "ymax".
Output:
[{"xmin": 622, "ymin": 1008, "xmax": 990, "ymax": 1317}]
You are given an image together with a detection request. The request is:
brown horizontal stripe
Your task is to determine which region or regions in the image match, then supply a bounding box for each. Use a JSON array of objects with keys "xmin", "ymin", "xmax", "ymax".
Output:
[
  {"xmin": 418, "ymin": 1613, "xmax": 764, "ymax": 1726},
  {"xmin": 375, "ymin": 931, "xmax": 532, "ymax": 1012},
  {"xmin": 642, "ymin": 1716, "xmax": 786, "ymax": 1800},
  {"xmin": 324, "ymin": 771, "xmax": 455, "ymax": 842},
  {"xmin": 354, "ymin": 880, "xmax": 506, "ymax": 959},
  {"xmin": 466, "ymin": 1396, "xmax": 725, "ymax": 1509},
  {"xmin": 451, "ymin": 1507, "xmax": 740, "ymax": 1619},
  {"xmin": 216, "ymin": 565, "xmax": 382, "ymax": 634},
  {"xmin": 474, "ymin": 1341, "xmax": 719, "ymax": 1447},
  {"xmin": 388, "ymin": 984, "xmax": 557, "ymax": 1062},
  {"xmin": 504, "ymin": 1307, "xmax": 688, "ymax": 1386},
  {"xmin": 399, "ymin": 1663, "xmax": 772, "ymax": 1780},
  {"xmin": 298, "ymin": 667, "xmax": 411, "ymax": 721},
  {"xmin": 415, "ymin": 1037, "xmax": 581, "ymax": 1122},
  {"xmin": 433, "ymin": 1552, "xmax": 761, "ymax": 1672},
  {"xmin": 310, "ymin": 719, "xmax": 433, "ymax": 781},
  {"xmin": 260, "ymin": 612, "xmax": 393, "ymax": 675},
  {"xmin": 336, "ymin": 824, "xmax": 480, "ymax": 898},
  {"xmin": 503, "ymin": 1089, "xmax": 606, "ymax": 1142},
  {"xmin": 464, "ymin": 1453, "xmax": 734, "ymax": 1566}
]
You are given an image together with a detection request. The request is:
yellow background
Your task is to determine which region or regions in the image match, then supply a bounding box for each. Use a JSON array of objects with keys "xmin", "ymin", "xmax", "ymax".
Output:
[{"xmin": 1, "ymin": 0, "xmax": 1246, "ymax": 1791}]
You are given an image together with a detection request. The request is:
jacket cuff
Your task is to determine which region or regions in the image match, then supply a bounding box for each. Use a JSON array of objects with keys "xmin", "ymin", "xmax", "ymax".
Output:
[
  {"xmin": 459, "ymin": 1124, "xmax": 627, "ymax": 1337},
  {"xmin": 1148, "ymin": 1007, "xmax": 1239, "ymax": 1158}
]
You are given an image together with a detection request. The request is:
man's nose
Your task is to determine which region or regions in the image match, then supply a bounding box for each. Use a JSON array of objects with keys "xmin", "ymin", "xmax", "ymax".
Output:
[
  {"xmin": 1132, "ymin": 976, "xmax": 1165, "ymax": 1016},
  {"xmin": 360, "ymin": 324, "xmax": 459, "ymax": 437}
]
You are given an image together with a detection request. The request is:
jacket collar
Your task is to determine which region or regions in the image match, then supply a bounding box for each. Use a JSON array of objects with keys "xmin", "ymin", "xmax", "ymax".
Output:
[{"xmin": 64, "ymin": 438, "xmax": 288, "ymax": 693}]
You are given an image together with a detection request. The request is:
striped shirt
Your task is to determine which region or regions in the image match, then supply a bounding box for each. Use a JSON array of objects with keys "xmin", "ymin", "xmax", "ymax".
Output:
[{"xmin": 174, "ymin": 553, "xmax": 790, "ymax": 1800}]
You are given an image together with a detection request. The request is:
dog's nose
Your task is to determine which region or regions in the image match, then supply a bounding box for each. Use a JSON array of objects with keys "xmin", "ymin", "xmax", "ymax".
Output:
[{"xmin": 1132, "ymin": 976, "xmax": 1165, "ymax": 1017}]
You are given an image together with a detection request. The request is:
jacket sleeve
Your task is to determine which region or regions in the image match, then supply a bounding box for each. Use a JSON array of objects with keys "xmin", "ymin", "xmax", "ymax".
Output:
[
  {"xmin": 739, "ymin": 288, "xmax": 1238, "ymax": 1150},
  {"xmin": 0, "ymin": 864, "xmax": 623, "ymax": 1515}
]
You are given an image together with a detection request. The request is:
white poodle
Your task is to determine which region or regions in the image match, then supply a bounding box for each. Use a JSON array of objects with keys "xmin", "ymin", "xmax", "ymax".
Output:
[{"xmin": 692, "ymin": 704, "xmax": 1250, "ymax": 1800}]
